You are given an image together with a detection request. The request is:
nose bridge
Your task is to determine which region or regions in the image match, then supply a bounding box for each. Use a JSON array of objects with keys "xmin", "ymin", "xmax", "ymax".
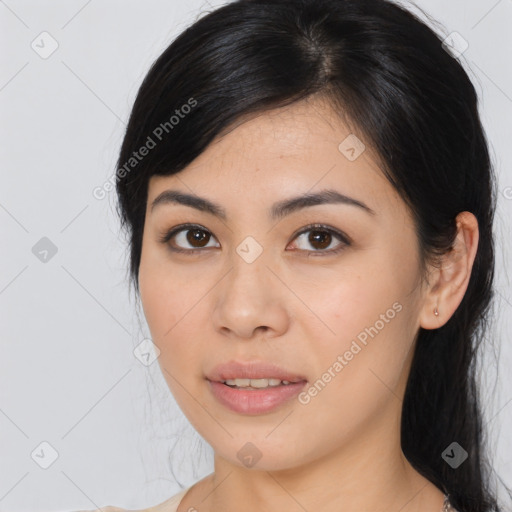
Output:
[
  {"xmin": 212, "ymin": 236, "xmax": 289, "ymax": 338},
  {"xmin": 227, "ymin": 237, "xmax": 272, "ymax": 300},
  {"xmin": 235, "ymin": 234, "xmax": 266, "ymax": 266}
]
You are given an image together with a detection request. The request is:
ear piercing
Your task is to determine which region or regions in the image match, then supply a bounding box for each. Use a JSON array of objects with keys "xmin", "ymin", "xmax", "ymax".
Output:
[{"xmin": 434, "ymin": 307, "xmax": 439, "ymax": 316}]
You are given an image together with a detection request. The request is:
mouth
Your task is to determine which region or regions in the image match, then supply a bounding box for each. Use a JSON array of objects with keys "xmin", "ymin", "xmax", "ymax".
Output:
[
  {"xmin": 206, "ymin": 360, "xmax": 308, "ymax": 414},
  {"xmin": 220, "ymin": 377, "xmax": 300, "ymax": 389},
  {"xmin": 206, "ymin": 360, "xmax": 307, "ymax": 383}
]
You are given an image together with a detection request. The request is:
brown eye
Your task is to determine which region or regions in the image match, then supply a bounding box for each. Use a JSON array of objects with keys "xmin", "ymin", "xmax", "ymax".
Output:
[
  {"xmin": 160, "ymin": 224, "xmax": 220, "ymax": 252},
  {"xmin": 290, "ymin": 224, "xmax": 350, "ymax": 254},
  {"xmin": 186, "ymin": 228, "xmax": 211, "ymax": 247},
  {"xmin": 308, "ymin": 230, "xmax": 332, "ymax": 250}
]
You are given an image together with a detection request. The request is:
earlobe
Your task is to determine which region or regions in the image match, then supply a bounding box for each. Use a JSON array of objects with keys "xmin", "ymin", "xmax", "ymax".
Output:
[{"xmin": 419, "ymin": 211, "xmax": 479, "ymax": 330}]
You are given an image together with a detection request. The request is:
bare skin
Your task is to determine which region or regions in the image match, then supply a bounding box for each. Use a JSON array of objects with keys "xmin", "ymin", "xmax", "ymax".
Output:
[{"xmin": 138, "ymin": 95, "xmax": 478, "ymax": 512}]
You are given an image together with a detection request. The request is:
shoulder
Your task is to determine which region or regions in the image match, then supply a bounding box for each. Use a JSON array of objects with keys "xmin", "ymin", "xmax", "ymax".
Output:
[
  {"xmin": 72, "ymin": 507, "xmax": 128, "ymax": 512},
  {"xmin": 72, "ymin": 508, "xmax": 126, "ymax": 512},
  {"xmin": 74, "ymin": 487, "xmax": 189, "ymax": 512},
  {"xmin": 144, "ymin": 488, "xmax": 189, "ymax": 512}
]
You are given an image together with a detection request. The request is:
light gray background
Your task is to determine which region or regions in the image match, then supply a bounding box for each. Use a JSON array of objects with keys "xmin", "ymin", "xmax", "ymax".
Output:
[{"xmin": 1, "ymin": 0, "xmax": 511, "ymax": 511}]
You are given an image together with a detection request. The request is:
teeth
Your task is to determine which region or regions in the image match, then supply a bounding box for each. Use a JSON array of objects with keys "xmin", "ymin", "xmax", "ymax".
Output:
[{"xmin": 224, "ymin": 378, "xmax": 292, "ymax": 388}]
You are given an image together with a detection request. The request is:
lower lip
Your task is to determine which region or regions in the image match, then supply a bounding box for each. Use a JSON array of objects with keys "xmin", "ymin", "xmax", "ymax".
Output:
[{"xmin": 208, "ymin": 380, "xmax": 307, "ymax": 414}]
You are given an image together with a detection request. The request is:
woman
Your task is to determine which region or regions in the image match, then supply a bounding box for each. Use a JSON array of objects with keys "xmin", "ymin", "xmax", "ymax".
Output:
[{"xmin": 91, "ymin": 0, "xmax": 508, "ymax": 510}]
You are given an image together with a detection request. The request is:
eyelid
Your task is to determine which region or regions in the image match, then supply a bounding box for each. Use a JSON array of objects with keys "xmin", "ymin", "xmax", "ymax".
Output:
[
  {"xmin": 288, "ymin": 223, "xmax": 351, "ymax": 245},
  {"xmin": 159, "ymin": 222, "xmax": 351, "ymax": 254},
  {"xmin": 158, "ymin": 223, "xmax": 220, "ymax": 253},
  {"xmin": 286, "ymin": 223, "xmax": 351, "ymax": 255}
]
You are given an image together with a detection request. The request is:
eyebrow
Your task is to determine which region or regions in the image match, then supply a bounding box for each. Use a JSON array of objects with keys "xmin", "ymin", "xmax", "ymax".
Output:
[{"xmin": 150, "ymin": 188, "xmax": 375, "ymax": 220}]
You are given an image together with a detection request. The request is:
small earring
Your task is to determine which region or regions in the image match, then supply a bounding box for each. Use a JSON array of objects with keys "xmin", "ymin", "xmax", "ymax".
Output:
[{"xmin": 434, "ymin": 307, "xmax": 439, "ymax": 316}]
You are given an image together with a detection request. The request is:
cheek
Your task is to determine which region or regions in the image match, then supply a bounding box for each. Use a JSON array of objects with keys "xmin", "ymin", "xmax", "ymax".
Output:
[
  {"xmin": 294, "ymin": 295, "xmax": 414, "ymax": 447},
  {"xmin": 294, "ymin": 248, "xmax": 420, "ymax": 399},
  {"xmin": 138, "ymin": 252, "xmax": 212, "ymax": 393},
  {"xmin": 293, "ymin": 255, "xmax": 409, "ymax": 345},
  {"xmin": 139, "ymin": 265, "xmax": 204, "ymax": 413},
  {"xmin": 139, "ymin": 247, "xmax": 206, "ymax": 343}
]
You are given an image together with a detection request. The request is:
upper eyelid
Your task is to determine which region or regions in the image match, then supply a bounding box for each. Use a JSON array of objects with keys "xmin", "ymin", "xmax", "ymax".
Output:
[
  {"xmin": 163, "ymin": 223, "xmax": 350, "ymax": 249},
  {"xmin": 290, "ymin": 224, "xmax": 350, "ymax": 243}
]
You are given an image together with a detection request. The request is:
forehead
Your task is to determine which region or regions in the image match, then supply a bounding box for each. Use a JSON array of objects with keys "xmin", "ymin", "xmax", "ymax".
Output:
[
  {"xmin": 191, "ymin": 97, "xmax": 376, "ymax": 168},
  {"xmin": 147, "ymin": 97, "xmax": 401, "ymax": 217}
]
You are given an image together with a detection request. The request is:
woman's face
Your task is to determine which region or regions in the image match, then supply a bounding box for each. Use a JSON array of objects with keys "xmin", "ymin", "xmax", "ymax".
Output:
[{"xmin": 138, "ymin": 97, "xmax": 430, "ymax": 471}]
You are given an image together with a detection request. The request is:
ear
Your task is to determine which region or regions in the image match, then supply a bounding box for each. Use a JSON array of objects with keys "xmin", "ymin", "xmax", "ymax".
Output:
[{"xmin": 419, "ymin": 211, "xmax": 479, "ymax": 330}]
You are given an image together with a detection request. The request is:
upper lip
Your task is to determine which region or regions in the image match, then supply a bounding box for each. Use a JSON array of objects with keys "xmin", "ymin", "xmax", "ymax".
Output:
[{"xmin": 206, "ymin": 360, "xmax": 307, "ymax": 383}]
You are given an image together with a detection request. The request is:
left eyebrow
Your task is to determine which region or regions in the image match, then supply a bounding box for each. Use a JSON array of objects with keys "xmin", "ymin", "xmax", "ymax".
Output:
[
  {"xmin": 270, "ymin": 189, "xmax": 375, "ymax": 220},
  {"xmin": 149, "ymin": 188, "xmax": 375, "ymax": 220}
]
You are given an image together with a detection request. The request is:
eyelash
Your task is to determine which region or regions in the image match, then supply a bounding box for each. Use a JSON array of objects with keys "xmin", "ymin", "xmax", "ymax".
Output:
[{"xmin": 158, "ymin": 222, "xmax": 351, "ymax": 256}]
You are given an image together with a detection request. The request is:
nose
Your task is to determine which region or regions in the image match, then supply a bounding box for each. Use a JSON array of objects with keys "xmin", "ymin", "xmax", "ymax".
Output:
[{"xmin": 211, "ymin": 254, "xmax": 290, "ymax": 340}]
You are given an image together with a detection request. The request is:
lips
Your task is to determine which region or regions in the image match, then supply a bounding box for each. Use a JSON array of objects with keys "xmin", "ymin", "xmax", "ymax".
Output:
[
  {"xmin": 206, "ymin": 360, "xmax": 307, "ymax": 383},
  {"xmin": 205, "ymin": 360, "xmax": 308, "ymax": 414}
]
